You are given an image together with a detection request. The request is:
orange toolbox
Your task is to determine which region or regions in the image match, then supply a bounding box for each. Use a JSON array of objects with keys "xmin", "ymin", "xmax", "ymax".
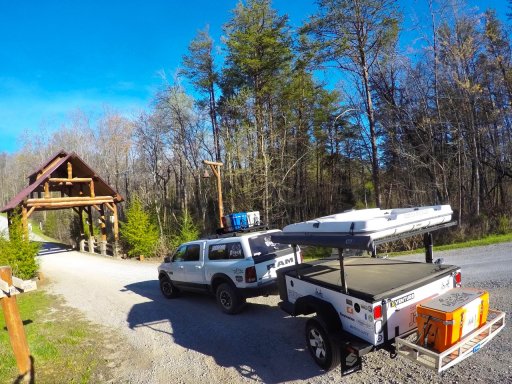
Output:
[{"xmin": 416, "ymin": 288, "xmax": 489, "ymax": 352}]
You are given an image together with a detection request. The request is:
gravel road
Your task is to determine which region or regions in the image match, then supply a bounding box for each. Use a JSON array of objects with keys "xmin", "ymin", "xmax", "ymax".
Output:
[{"xmin": 38, "ymin": 243, "xmax": 512, "ymax": 384}]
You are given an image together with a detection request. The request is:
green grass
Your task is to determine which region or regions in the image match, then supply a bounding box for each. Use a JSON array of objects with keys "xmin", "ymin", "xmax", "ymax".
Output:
[
  {"xmin": 387, "ymin": 232, "xmax": 512, "ymax": 256},
  {"xmin": 428, "ymin": 232, "xmax": 512, "ymax": 252},
  {"xmin": 302, "ymin": 232, "xmax": 512, "ymax": 260},
  {"xmin": 0, "ymin": 288, "xmax": 114, "ymax": 383}
]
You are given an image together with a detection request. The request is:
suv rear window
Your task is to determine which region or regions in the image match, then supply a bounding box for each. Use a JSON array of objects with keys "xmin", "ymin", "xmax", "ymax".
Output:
[
  {"xmin": 248, "ymin": 233, "xmax": 291, "ymax": 257},
  {"xmin": 208, "ymin": 242, "xmax": 245, "ymax": 260}
]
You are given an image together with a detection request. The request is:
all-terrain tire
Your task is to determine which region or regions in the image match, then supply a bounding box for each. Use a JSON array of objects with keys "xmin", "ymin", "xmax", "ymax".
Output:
[
  {"xmin": 216, "ymin": 283, "xmax": 245, "ymax": 314},
  {"xmin": 159, "ymin": 275, "xmax": 180, "ymax": 299}
]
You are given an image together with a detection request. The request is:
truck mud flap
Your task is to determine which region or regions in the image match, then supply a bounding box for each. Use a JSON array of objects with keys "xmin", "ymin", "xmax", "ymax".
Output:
[{"xmin": 341, "ymin": 342, "xmax": 362, "ymax": 376}]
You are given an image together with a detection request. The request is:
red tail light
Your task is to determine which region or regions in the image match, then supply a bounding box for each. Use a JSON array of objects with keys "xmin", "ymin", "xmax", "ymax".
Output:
[
  {"xmin": 455, "ymin": 271, "xmax": 462, "ymax": 286},
  {"xmin": 245, "ymin": 266, "xmax": 257, "ymax": 283},
  {"xmin": 373, "ymin": 304, "xmax": 382, "ymax": 320}
]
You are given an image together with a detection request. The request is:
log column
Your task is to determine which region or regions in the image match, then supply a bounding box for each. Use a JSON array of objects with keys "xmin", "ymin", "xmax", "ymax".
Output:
[
  {"xmin": 0, "ymin": 266, "xmax": 31, "ymax": 380},
  {"xmin": 87, "ymin": 206, "xmax": 95, "ymax": 253},
  {"xmin": 21, "ymin": 205, "xmax": 29, "ymax": 241},
  {"xmin": 99, "ymin": 204, "xmax": 107, "ymax": 256},
  {"xmin": 112, "ymin": 203, "xmax": 120, "ymax": 258}
]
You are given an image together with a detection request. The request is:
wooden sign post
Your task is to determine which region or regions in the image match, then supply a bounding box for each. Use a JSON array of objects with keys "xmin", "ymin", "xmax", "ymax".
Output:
[{"xmin": 0, "ymin": 266, "xmax": 36, "ymax": 381}]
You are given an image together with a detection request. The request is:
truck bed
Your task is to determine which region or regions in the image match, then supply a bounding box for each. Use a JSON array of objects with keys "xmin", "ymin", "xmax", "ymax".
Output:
[{"xmin": 283, "ymin": 257, "xmax": 459, "ymax": 302}]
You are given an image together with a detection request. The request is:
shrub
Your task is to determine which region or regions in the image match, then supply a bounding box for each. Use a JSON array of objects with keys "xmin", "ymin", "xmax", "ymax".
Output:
[
  {"xmin": 496, "ymin": 215, "xmax": 510, "ymax": 235},
  {"xmin": 120, "ymin": 196, "xmax": 159, "ymax": 258},
  {"xmin": 0, "ymin": 211, "xmax": 40, "ymax": 279}
]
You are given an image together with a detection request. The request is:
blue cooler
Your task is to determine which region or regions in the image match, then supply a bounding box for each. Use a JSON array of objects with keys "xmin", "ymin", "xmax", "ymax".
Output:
[{"xmin": 229, "ymin": 212, "xmax": 248, "ymax": 230}]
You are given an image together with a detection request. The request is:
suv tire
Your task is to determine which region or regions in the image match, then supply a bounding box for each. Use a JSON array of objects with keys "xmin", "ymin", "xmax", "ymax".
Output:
[
  {"xmin": 160, "ymin": 275, "xmax": 180, "ymax": 299},
  {"xmin": 216, "ymin": 283, "xmax": 245, "ymax": 314}
]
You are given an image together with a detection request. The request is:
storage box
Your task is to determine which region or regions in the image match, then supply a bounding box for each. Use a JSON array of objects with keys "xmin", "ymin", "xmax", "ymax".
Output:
[
  {"xmin": 416, "ymin": 288, "xmax": 489, "ymax": 352},
  {"xmin": 246, "ymin": 211, "xmax": 260, "ymax": 227},
  {"xmin": 222, "ymin": 215, "xmax": 232, "ymax": 229},
  {"xmin": 229, "ymin": 212, "xmax": 248, "ymax": 231}
]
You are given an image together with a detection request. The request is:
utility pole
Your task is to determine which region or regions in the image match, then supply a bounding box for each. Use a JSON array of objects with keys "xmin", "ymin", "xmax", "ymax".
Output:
[{"xmin": 203, "ymin": 160, "xmax": 224, "ymax": 228}]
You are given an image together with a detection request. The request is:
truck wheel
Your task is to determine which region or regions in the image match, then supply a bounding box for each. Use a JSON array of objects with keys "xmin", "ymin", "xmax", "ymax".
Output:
[
  {"xmin": 305, "ymin": 316, "xmax": 341, "ymax": 371},
  {"xmin": 216, "ymin": 283, "xmax": 245, "ymax": 314},
  {"xmin": 159, "ymin": 275, "xmax": 179, "ymax": 299}
]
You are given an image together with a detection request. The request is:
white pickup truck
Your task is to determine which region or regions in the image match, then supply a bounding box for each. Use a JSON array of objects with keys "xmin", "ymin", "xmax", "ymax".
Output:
[{"xmin": 158, "ymin": 229, "xmax": 301, "ymax": 314}]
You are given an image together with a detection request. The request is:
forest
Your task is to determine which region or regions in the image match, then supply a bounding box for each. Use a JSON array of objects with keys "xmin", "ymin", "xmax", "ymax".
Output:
[{"xmin": 1, "ymin": 0, "xmax": 511, "ymax": 253}]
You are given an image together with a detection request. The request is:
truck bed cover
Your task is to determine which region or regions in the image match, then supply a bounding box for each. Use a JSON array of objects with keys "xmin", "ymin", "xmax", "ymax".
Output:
[{"xmin": 285, "ymin": 258, "xmax": 459, "ymax": 302}]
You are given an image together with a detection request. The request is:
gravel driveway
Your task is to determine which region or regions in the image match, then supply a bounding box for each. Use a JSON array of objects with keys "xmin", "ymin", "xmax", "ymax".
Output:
[{"xmin": 38, "ymin": 243, "xmax": 512, "ymax": 384}]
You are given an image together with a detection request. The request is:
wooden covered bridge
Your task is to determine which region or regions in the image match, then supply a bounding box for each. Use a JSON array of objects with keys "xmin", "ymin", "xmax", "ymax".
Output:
[{"xmin": 0, "ymin": 150, "xmax": 123, "ymax": 256}]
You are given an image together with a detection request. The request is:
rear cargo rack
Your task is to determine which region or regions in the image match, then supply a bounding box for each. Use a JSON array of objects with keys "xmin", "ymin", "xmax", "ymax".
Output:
[{"xmin": 395, "ymin": 309, "xmax": 506, "ymax": 373}]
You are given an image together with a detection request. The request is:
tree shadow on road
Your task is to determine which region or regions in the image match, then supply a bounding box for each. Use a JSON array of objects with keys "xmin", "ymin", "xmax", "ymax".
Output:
[
  {"xmin": 123, "ymin": 280, "xmax": 327, "ymax": 383},
  {"xmin": 36, "ymin": 242, "xmax": 74, "ymax": 256}
]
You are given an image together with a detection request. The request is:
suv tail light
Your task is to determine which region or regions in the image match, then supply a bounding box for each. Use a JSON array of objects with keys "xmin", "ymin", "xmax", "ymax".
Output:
[
  {"xmin": 245, "ymin": 266, "xmax": 257, "ymax": 283},
  {"xmin": 297, "ymin": 250, "xmax": 302, "ymax": 264}
]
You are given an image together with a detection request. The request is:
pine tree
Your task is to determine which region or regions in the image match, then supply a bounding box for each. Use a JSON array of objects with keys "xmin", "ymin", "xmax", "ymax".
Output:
[
  {"xmin": 170, "ymin": 211, "xmax": 200, "ymax": 250},
  {"xmin": 120, "ymin": 196, "xmax": 159, "ymax": 258},
  {"xmin": 0, "ymin": 211, "xmax": 40, "ymax": 279}
]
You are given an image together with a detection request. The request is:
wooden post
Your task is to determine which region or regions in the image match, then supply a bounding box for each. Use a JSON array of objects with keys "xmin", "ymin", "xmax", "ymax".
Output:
[
  {"xmin": 7, "ymin": 210, "xmax": 12, "ymax": 239},
  {"xmin": 78, "ymin": 207, "xmax": 85, "ymax": 238},
  {"xmin": 90, "ymin": 179, "xmax": 95, "ymax": 198},
  {"xmin": 99, "ymin": 204, "xmax": 107, "ymax": 255},
  {"xmin": 44, "ymin": 182, "xmax": 50, "ymax": 199},
  {"xmin": 111, "ymin": 203, "xmax": 119, "ymax": 258},
  {"xmin": 0, "ymin": 266, "xmax": 31, "ymax": 378},
  {"xmin": 87, "ymin": 206, "xmax": 95, "ymax": 253},
  {"xmin": 67, "ymin": 161, "xmax": 72, "ymax": 179},
  {"xmin": 21, "ymin": 205, "xmax": 29, "ymax": 241},
  {"xmin": 203, "ymin": 160, "xmax": 224, "ymax": 228}
]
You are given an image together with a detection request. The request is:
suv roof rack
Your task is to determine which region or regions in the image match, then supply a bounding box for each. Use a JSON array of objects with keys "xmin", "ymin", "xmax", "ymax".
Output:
[{"xmin": 206, "ymin": 224, "xmax": 270, "ymax": 239}]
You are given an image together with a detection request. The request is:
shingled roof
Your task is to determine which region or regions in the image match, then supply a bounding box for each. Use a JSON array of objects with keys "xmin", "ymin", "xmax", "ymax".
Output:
[{"xmin": 1, "ymin": 150, "xmax": 124, "ymax": 213}]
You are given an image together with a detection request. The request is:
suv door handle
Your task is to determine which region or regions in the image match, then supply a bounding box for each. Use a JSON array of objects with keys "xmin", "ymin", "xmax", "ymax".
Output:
[
  {"xmin": 179, "ymin": 266, "xmax": 184, "ymax": 269},
  {"xmin": 195, "ymin": 265, "xmax": 202, "ymax": 269}
]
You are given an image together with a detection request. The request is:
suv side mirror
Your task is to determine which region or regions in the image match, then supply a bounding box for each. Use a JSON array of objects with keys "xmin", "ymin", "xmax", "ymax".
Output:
[{"xmin": 164, "ymin": 255, "xmax": 171, "ymax": 263}]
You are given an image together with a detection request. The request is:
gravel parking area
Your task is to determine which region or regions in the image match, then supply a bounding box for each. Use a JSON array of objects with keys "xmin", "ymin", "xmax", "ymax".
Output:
[{"xmin": 38, "ymin": 242, "xmax": 512, "ymax": 383}]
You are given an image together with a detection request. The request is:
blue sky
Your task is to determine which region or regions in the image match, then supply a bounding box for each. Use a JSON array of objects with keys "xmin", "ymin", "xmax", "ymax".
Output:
[{"xmin": 0, "ymin": 1, "xmax": 509, "ymax": 153}]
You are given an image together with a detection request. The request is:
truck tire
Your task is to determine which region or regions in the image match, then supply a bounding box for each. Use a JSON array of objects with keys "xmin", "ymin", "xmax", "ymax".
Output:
[
  {"xmin": 159, "ymin": 275, "xmax": 180, "ymax": 299},
  {"xmin": 216, "ymin": 283, "xmax": 245, "ymax": 314},
  {"xmin": 305, "ymin": 316, "xmax": 341, "ymax": 371}
]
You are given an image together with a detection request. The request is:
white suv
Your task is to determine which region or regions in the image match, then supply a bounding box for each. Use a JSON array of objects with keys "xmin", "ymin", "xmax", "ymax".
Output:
[{"xmin": 158, "ymin": 229, "xmax": 301, "ymax": 314}]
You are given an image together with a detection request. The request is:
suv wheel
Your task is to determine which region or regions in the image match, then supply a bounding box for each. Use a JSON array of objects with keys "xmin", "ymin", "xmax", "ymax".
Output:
[
  {"xmin": 160, "ymin": 275, "xmax": 179, "ymax": 299},
  {"xmin": 216, "ymin": 283, "xmax": 245, "ymax": 314}
]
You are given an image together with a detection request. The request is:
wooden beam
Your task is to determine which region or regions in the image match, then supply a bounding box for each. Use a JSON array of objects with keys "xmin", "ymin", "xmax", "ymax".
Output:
[
  {"xmin": 27, "ymin": 196, "xmax": 114, "ymax": 204},
  {"xmin": 67, "ymin": 161, "xmax": 72, "ymax": 179},
  {"xmin": 36, "ymin": 155, "xmax": 63, "ymax": 180},
  {"xmin": 27, "ymin": 200, "xmax": 114, "ymax": 209},
  {"xmin": 48, "ymin": 177, "xmax": 93, "ymax": 183},
  {"xmin": 203, "ymin": 160, "xmax": 224, "ymax": 167},
  {"xmin": 104, "ymin": 202, "xmax": 114, "ymax": 212},
  {"xmin": 0, "ymin": 266, "xmax": 31, "ymax": 378},
  {"xmin": 26, "ymin": 206, "xmax": 36, "ymax": 219}
]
